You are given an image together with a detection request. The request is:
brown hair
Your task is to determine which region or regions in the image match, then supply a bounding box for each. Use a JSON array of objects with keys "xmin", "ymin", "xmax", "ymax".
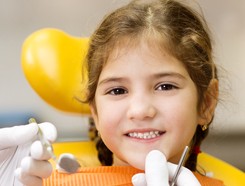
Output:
[{"xmin": 84, "ymin": 0, "xmax": 218, "ymax": 172}]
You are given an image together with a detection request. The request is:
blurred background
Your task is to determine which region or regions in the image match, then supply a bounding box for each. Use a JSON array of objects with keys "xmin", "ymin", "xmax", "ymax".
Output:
[{"xmin": 0, "ymin": 0, "xmax": 244, "ymax": 171}]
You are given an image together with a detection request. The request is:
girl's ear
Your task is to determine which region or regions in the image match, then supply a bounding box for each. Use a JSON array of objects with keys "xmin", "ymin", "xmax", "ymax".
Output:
[
  {"xmin": 90, "ymin": 104, "xmax": 99, "ymax": 129},
  {"xmin": 198, "ymin": 79, "xmax": 219, "ymax": 126}
]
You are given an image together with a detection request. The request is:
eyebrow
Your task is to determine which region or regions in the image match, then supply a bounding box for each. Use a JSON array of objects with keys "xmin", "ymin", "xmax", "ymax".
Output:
[
  {"xmin": 153, "ymin": 72, "xmax": 187, "ymax": 80},
  {"xmin": 98, "ymin": 77, "xmax": 126, "ymax": 87}
]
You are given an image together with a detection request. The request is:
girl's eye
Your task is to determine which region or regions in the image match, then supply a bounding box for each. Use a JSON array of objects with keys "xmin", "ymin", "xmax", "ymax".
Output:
[
  {"xmin": 156, "ymin": 83, "xmax": 178, "ymax": 91},
  {"xmin": 107, "ymin": 88, "xmax": 128, "ymax": 95}
]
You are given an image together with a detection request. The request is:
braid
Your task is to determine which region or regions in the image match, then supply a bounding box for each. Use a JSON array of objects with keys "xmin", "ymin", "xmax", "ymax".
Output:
[
  {"xmin": 185, "ymin": 125, "xmax": 209, "ymax": 171},
  {"xmin": 96, "ymin": 137, "xmax": 113, "ymax": 166},
  {"xmin": 88, "ymin": 117, "xmax": 113, "ymax": 166}
]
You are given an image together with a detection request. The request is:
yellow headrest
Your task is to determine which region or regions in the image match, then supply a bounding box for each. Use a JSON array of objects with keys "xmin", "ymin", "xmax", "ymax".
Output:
[{"xmin": 21, "ymin": 28, "xmax": 90, "ymax": 115}]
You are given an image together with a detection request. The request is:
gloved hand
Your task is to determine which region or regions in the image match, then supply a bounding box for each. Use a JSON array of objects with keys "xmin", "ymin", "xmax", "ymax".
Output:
[
  {"xmin": 0, "ymin": 122, "xmax": 57, "ymax": 186},
  {"xmin": 15, "ymin": 122, "xmax": 57, "ymax": 186},
  {"xmin": 132, "ymin": 150, "xmax": 201, "ymax": 186}
]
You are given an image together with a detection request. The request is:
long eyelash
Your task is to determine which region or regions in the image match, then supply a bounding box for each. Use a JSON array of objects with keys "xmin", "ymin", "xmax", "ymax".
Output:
[
  {"xmin": 156, "ymin": 83, "xmax": 179, "ymax": 91},
  {"xmin": 106, "ymin": 87, "xmax": 127, "ymax": 95}
]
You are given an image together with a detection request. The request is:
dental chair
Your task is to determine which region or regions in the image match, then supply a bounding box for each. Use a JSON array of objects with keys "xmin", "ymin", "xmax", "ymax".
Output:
[{"xmin": 21, "ymin": 28, "xmax": 245, "ymax": 186}]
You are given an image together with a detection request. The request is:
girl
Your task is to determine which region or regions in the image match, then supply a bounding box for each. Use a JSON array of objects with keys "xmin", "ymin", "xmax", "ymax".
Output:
[
  {"xmin": 85, "ymin": 0, "xmax": 221, "ymax": 184},
  {"xmin": 16, "ymin": 0, "xmax": 223, "ymax": 185},
  {"xmin": 87, "ymin": 0, "xmax": 218, "ymax": 174}
]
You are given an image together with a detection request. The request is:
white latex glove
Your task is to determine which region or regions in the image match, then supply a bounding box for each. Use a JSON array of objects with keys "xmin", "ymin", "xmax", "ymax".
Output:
[
  {"xmin": 0, "ymin": 123, "xmax": 38, "ymax": 150},
  {"xmin": 0, "ymin": 123, "xmax": 38, "ymax": 186},
  {"xmin": 15, "ymin": 122, "xmax": 57, "ymax": 186},
  {"xmin": 0, "ymin": 122, "xmax": 57, "ymax": 186},
  {"xmin": 132, "ymin": 150, "xmax": 201, "ymax": 186}
]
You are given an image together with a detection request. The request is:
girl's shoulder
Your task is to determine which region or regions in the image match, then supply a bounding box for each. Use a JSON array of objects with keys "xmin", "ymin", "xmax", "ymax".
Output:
[{"xmin": 194, "ymin": 172, "xmax": 224, "ymax": 186}]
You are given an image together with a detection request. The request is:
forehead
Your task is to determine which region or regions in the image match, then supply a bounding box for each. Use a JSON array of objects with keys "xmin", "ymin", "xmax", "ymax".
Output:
[
  {"xmin": 101, "ymin": 39, "xmax": 189, "ymax": 80},
  {"xmin": 107, "ymin": 34, "xmax": 172, "ymax": 62},
  {"xmin": 106, "ymin": 34, "xmax": 180, "ymax": 68}
]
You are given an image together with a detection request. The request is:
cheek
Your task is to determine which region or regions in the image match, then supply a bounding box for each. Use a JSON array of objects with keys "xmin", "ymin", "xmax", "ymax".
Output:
[
  {"xmin": 165, "ymin": 95, "xmax": 199, "ymax": 137},
  {"xmin": 95, "ymin": 99, "xmax": 122, "ymax": 134},
  {"xmin": 167, "ymin": 112, "xmax": 197, "ymax": 144}
]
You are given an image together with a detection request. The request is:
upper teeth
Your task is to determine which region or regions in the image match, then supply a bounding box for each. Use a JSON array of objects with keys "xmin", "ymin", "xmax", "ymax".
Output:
[{"xmin": 128, "ymin": 131, "xmax": 160, "ymax": 139}]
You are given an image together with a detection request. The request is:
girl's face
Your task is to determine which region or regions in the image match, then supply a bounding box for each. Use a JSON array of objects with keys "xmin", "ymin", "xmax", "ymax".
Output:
[{"xmin": 91, "ymin": 41, "xmax": 204, "ymax": 170}]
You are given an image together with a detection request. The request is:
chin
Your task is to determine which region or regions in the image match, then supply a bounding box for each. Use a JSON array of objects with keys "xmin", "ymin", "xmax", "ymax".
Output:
[
  {"xmin": 126, "ymin": 156, "xmax": 146, "ymax": 171},
  {"xmin": 132, "ymin": 163, "xmax": 145, "ymax": 170}
]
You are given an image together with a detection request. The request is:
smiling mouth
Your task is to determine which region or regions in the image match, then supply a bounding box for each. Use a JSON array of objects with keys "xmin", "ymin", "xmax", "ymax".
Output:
[{"xmin": 126, "ymin": 131, "xmax": 164, "ymax": 139}]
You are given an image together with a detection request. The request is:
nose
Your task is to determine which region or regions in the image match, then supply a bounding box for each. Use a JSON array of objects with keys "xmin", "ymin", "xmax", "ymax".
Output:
[{"xmin": 126, "ymin": 93, "xmax": 156, "ymax": 121}]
